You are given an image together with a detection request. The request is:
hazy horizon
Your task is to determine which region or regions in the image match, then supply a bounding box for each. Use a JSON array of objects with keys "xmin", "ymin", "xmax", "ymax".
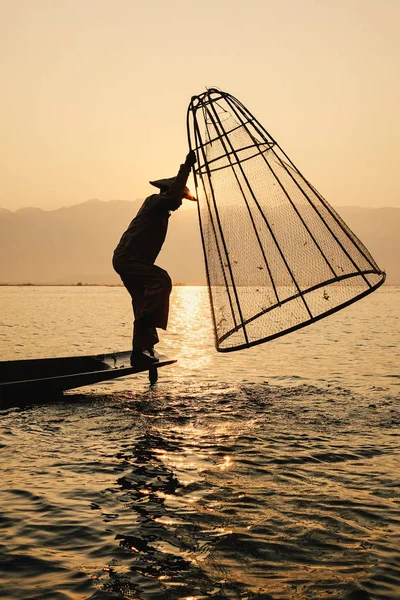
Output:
[
  {"xmin": 2, "ymin": 198, "xmax": 400, "ymax": 213},
  {"xmin": 1, "ymin": 200, "xmax": 398, "ymax": 285}
]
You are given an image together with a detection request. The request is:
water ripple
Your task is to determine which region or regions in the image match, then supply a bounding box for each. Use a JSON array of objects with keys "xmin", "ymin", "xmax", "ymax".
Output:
[{"xmin": 1, "ymin": 286, "xmax": 399, "ymax": 598}]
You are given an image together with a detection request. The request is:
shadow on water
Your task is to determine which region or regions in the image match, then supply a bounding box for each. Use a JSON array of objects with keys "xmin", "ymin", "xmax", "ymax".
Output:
[
  {"xmin": 103, "ymin": 433, "xmax": 218, "ymax": 598},
  {"xmin": 89, "ymin": 386, "xmax": 237, "ymax": 599}
]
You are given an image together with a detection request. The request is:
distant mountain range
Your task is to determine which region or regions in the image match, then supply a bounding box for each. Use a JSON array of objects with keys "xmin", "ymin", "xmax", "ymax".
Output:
[{"xmin": 0, "ymin": 200, "xmax": 398, "ymax": 285}]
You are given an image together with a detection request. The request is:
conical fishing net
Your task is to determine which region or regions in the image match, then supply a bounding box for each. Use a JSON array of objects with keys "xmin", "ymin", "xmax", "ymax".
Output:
[{"xmin": 187, "ymin": 89, "xmax": 386, "ymax": 352}]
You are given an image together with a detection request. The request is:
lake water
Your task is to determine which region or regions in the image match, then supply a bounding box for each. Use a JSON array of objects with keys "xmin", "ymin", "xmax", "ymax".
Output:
[{"xmin": 0, "ymin": 285, "xmax": 399, "ymax": 599}]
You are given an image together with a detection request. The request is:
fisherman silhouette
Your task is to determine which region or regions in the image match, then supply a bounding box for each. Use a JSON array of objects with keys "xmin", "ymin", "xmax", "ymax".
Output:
[{"xmin": 113, "ymin": 150, "xmax": 197, "ymax": 368}]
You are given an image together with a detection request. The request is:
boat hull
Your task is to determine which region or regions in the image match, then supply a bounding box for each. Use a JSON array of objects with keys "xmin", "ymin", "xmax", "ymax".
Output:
[{"xmin": 0, "ymin": 351, "xmax": 176, "ymax": 408}]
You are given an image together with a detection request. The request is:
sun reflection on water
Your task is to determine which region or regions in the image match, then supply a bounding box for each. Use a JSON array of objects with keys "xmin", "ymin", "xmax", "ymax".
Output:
[
  {"xmin": 164, "ymin": 286, "xmax": 214, "ymax": 372},
  {"xmin": 219, "ymin": 455, "xmax": 233, "ymax": 470}
]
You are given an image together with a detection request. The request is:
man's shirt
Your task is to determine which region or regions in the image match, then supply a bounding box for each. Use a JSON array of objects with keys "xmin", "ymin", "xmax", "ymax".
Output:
[{"xmin": 114, "ymin": 162, "xmax": 191, "ymax": 264}]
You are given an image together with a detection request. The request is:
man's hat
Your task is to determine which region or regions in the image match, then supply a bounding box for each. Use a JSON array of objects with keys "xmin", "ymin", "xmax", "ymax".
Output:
[{"xmin": 150, "ymin": 177, "xmax": 196, "ymax": 201}]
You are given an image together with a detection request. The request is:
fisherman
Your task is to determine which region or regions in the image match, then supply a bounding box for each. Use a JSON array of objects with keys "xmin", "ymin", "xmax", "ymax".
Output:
[{"xmin": 113, "ymin": 150, "xmax": 197, "ymax": 368}]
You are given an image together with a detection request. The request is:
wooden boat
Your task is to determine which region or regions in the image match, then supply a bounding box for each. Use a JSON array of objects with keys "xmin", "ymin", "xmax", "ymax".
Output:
[{"xmin": 0, "ymin": 350, "xmax": 176, "ymax": 408}]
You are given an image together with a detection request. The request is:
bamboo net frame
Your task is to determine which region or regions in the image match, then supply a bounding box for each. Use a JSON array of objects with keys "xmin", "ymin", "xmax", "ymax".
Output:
[{"xmin": 187, "ymin": 88, "xmax": 385, "ymax": 352}]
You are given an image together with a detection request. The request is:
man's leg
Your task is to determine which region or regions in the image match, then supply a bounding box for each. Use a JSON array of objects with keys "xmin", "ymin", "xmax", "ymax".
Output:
[
  {"xmin": 121, "ymin": 262, "xmax": 172, "ymax": 360},
  {"xmin": 133, "ymin": 315, "xmax": 159, "ymax": 353},
  {"xmin": 125, "ymin": 285, "xmax": 156, "ymax": 352},
  {"xmin": 136, "ymin": 265, "xmax": 172, "ymax": 333}
]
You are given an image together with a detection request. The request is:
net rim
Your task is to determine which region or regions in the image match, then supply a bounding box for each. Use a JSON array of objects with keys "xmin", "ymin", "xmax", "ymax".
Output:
[{"xmin": 215, "ymin": 271, "xmax": 386, "ymax": 352}]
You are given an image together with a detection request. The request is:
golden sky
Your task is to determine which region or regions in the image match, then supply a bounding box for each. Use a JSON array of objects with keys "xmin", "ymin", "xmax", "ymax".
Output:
[{"xmin": 1, "ymin": 0, "xmax": 399, "ymax": 210}]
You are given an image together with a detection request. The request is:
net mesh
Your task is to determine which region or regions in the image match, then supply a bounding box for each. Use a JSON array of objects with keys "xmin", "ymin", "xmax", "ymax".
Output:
[{"xmin": 187, "ymin": 89, "xmax": 386, "ymax": 352}]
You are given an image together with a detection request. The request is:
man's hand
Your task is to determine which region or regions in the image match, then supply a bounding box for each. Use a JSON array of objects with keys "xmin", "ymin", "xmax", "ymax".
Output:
[{"xmin": 185, "ymin": 150, "xmax": 197, "ymax": 167}]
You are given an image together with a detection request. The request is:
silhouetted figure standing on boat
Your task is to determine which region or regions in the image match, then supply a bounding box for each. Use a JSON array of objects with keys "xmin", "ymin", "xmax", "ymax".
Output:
[{"xmin": 113, "ymin": 150, "xmax": 197, "ymax": 368}]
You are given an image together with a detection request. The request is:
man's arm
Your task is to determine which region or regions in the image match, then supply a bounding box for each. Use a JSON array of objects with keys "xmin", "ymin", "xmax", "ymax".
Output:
[{"xmin": 162, "ymin": 151, "xmax": 197, "ymax": 210}]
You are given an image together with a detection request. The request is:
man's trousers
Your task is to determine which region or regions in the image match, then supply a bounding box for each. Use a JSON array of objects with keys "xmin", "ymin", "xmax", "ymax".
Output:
[{"xmin": 113, "ymin": 250, "xmax": 172, "ymax": 351}]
